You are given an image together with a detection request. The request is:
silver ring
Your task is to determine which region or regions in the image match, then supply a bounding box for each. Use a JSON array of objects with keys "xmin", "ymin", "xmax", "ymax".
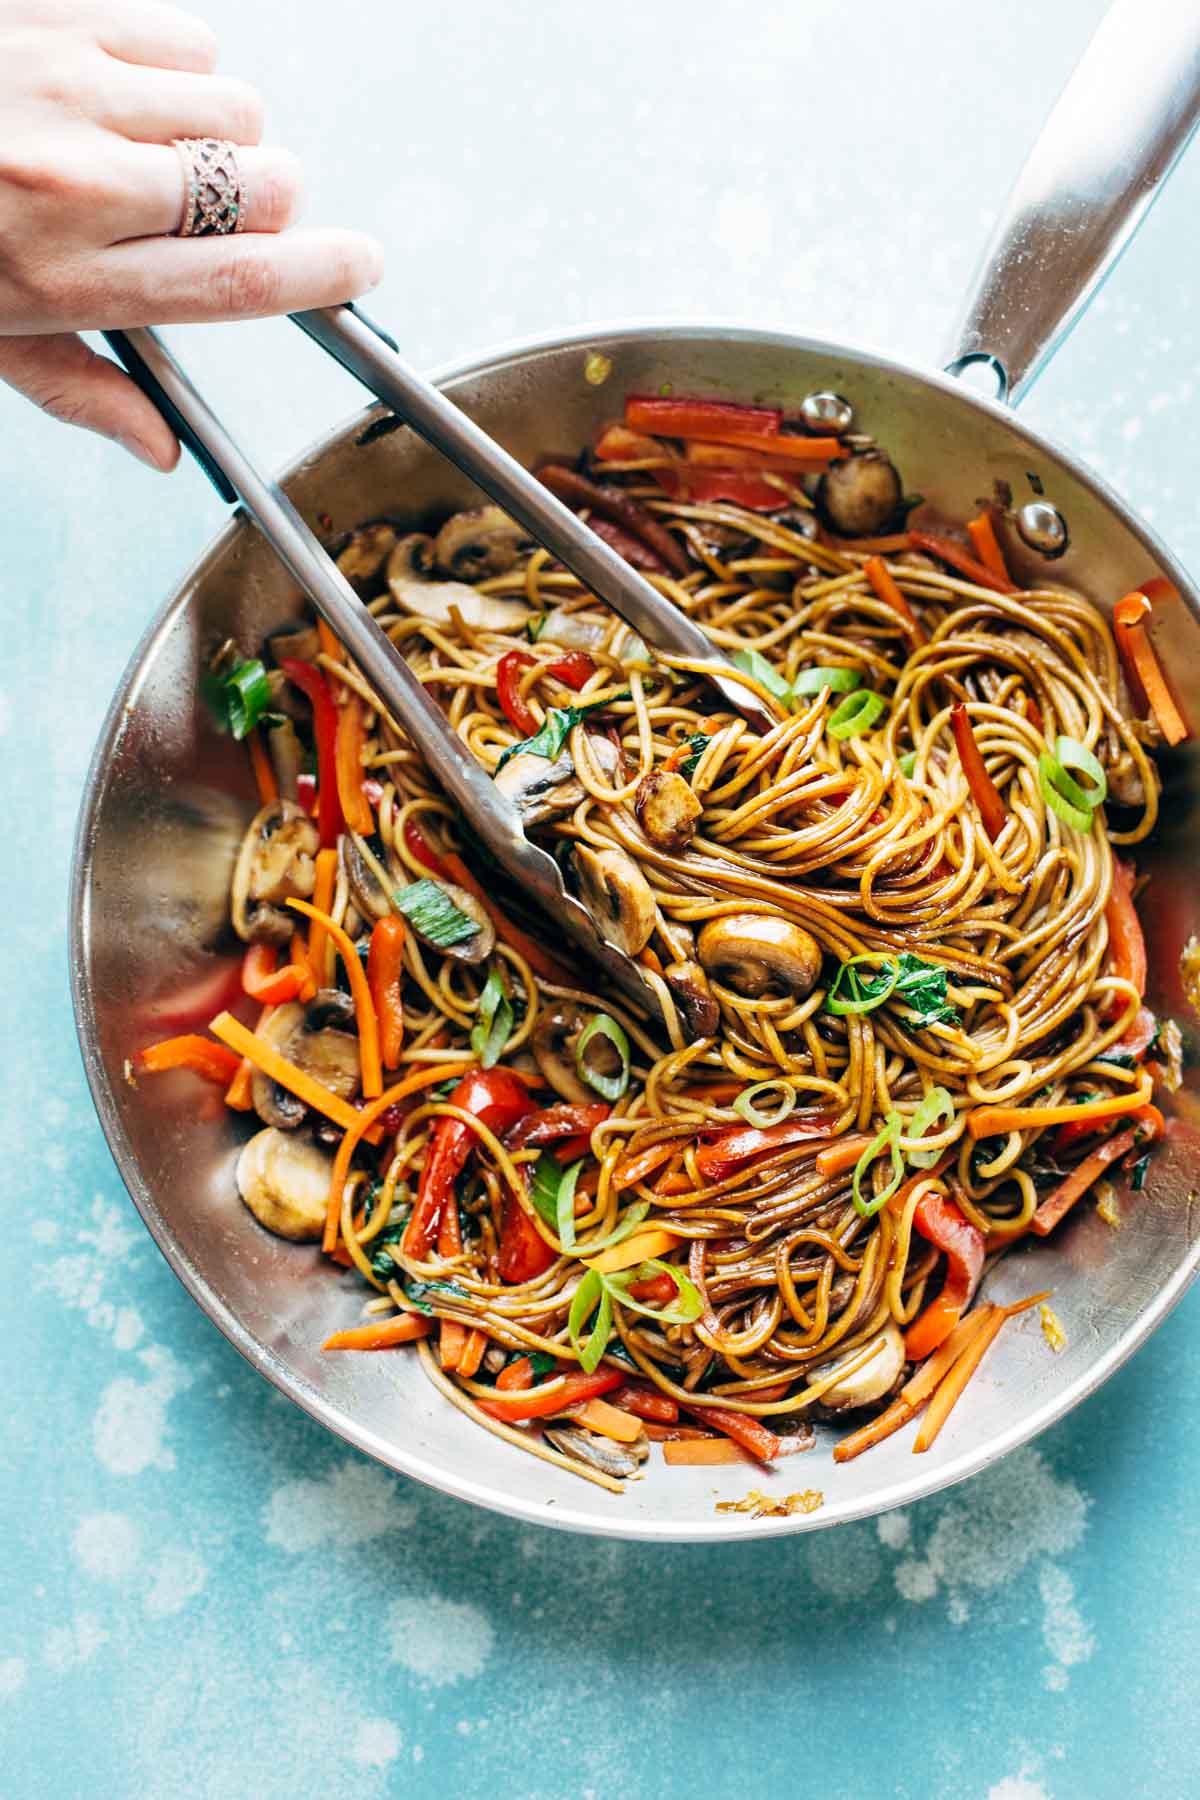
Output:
[{"xmin": 173, "ymin": 137, "xmax": 247, "ymax": 238}]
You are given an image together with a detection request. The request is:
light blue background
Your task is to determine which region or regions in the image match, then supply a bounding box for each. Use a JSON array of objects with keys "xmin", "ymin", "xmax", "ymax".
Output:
[{"xmin": 3, "ymin": 2, "xmax": 1198, "ymax": 1794}]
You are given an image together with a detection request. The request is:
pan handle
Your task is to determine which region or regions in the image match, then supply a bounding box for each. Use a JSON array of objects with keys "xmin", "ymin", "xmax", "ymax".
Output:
[{"xmin": 943, "ymin": 0, "xmax": 1200, "ymax": 405}]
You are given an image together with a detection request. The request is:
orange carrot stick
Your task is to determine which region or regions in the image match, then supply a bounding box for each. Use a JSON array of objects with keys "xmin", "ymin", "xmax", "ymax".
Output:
[
  {"xmin": 1030, "ymin": 1126, "xmax": 1141, "ymax": 1236},
  {"xmin": 863, "ymin": 555, "xmax": 924, "ymax": 641},
  {"xmin": 457, "ymin": 1328, "xmax": 488, "ymax": 1380},
  {"xmin": 306, "ymin": 848, "xmax": 337, "ymax": 987},
  {"xmin": 209, "ymin": 1011, "xmax": 384, "ymax": 1143},
  {"xmin": 966, "ymin": 513, "xmax": 1011, "ymax": 587},
  {"xmin": 661, "ymin": 1438, "xmax": 757, "ymax": 1466},
  {"xmin": 317, "ymin": 618, "xmax": 345, "ymax": 665},
  {"xmin": 287, "ymin": 898, "xmax": 383, "ymax": 1099},
  {"xmin": 334, "ymin": 696, "xmax": 373, "ymax": 836},
  {"xmin": 967, "ymin": 1074, "xmax": 1153, "ymax": 1138},
  {"xmin": 831, "ymin": 1397, "xmax": 917, "ymax": 1464},
  {"xmin": 913, "ymin": 1313, "xmax": 1007, "ymax": 1452},
  {"xmin": 1112, "ymin": 590, "xmax": 1189, "ymax": 745},
  {"xmin": 909, "ymin": 529, "xmax": 1016, "ymax": 595},
  {"xmin": 322, "ymin": 1313, "xmax": 431, "ymax": 1351},
  {"xmin": 223, "ymin": 1002, "xmax": 274, "ymax": 1111},
  {"xmin": 368, "ymin": 916, "xmax": 406, "ymax": 1068},
  {"xmin": 815, "ymin": 1133, "xmax": 876, "ymax": 1178},
  {"xmin": 247, "ymin": 729, "xmax": 277, "ymax": 805},
  {"xmin": 439, "ymin": 1318, "xmax": 468, "ymax": 1371}
]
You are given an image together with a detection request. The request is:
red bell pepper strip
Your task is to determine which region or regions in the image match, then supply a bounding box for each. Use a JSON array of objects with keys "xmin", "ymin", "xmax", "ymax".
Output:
[
  {"xmin": 681, "ymin": 1403, "xmax": 781, "ymax": 1461},
  {"xmin": 553, "ymin": 1133, "xmax": 594, "ymax": 1163},
  {"xmin": 902, "ymin": 1191, "xmax": 986, "ymax": 1360},
  {"xmin": 241, "ymin": 942, "xmax": 313, "ymax": 1006},
  {"xmin": 682, "ymin": 430, "xmax": 845, "ymax": 465},
  {"xmin": 1031, "ymin": 1112, "xmax": 1162, "ymax": 1237},
  {"xmin": 652, "ymin": 466, "xmax": 789, "ymax": 512},
  {"xmin": 547, "ymin": 650, "xmax": 596, "ymax": 690},
  {"xmin": 594, "ymin": 423, "xmax": 672, "ymax": 462},
  {"xmin": 497, "ymin": 1190, "xmax": 557, "ymax": 1283},
  {"xmin": 909, "ymin": 529, "xmax": 1016, "ymax": 595},
  {"xmin": 628, "ymin": 1271, "xmax": 678, "ymax": 1304},
  {"xmin": 506, "ymin": 1103, "xmax": 610, "ymax": 1150},
  {"xmin": 609, "ymin": 1383, "xmax": 679, "ymax": 1424},
  {"xmin": 537, "ymin": 463, "xmax": 689, "ymax": 574},
  {"xmin": 625, "ymin": 395, "xmax": 783, "ymax": 439},
  {"xmin": 478, "ymin": 1369, "xmax": 622, "ymax": 1421},
  {"xmin": 403, "ymin": 1068, "xmax": 536, "ymax": 1260},
  {"xmin": 694, "ymin": 1114, "xmax": 835, "ymax": 1182},
  {"xmin": 138, "ymin": 1034, "xmax": 243, "ymax": 1086},
  {"xmin": 280, "ymin": 658, "xmax": 343, "ymax": 848},
  {"xmin": 496, "ymin": 650, "xmax": 539, "ymax": 735},
  {"xmin": 367, "ymin": 915, "xmax": 406, "ymax": 1068},
  {"xmin": 403, "ymin": 817, "xmax": 449, "ymax": 878},
  {"xmin": 1105, "ymin": 857, "xmax": 1147, "ymax": 1017},
  {"xmin": 495, "ymin": 1356, "xmax": 535, "ymax": 1392},
  {"xmin": 951, "ymin": 702, "xmax": 1007, "ymax": 841}
]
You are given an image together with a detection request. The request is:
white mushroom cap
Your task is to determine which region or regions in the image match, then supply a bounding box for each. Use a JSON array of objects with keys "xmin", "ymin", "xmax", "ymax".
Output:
[{"xmin": 235, "ymin": 1128, "xmax": 338, "ymax": 1242}]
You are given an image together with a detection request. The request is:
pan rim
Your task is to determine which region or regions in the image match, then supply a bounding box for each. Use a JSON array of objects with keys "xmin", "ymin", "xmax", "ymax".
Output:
[{"xmin": 68, "ymin": 316, "xmax": 1200, "ymax": 1541}]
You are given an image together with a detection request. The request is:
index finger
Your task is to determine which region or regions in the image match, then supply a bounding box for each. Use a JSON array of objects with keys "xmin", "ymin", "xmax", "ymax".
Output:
[
  {"xmin": 78, "ymin": 227, "xmax": 385, "ymax": 327},
  {"xmin": 96, "ymin": 1, "xmax": 219, "ymax": 74}
]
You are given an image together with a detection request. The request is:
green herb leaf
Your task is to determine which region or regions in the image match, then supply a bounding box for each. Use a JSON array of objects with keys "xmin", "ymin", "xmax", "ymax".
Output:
[
  {"xmin": 678, "ymin": 733, "xmax": 711, "ymax": 782},
  {"xmin": 575, "ymin": 1013, "xmax": 631, "ymax": 1101},
  {"xmin": 891, "ymin": 953, "xmax": 960, "ymax": 1029},
  {"xmin": 202, "ymin": 656, "xmax": 273, "ymax": 740},
  {"xmin": 568, "ymin": 1268, "xmax": 613, "ymax": 1372},
  {"xmin": 393, "ymin": 878, "xmax": 481, "ymax": 948},
  {"xmin": 1131, "ymin": 1154, "xmax": 1151, "ymax": 1192},
  {"xmin": 469, "ymin": 966, "xmax": 514, "ymax": 1068},
  {"xmin": 403, "ymin": 1277, "xmax": 470, "ymax": 1315},
  {"xmin": 730, "ymin": 647, "xmax": 793, "ymax": 705},
  {"xmin": 526, "ymin": 613, "xmax": 548, "ymax": 643},
  {"xmin": 495, "ymin": 695, "xmax": 630, "ymax": 773}
]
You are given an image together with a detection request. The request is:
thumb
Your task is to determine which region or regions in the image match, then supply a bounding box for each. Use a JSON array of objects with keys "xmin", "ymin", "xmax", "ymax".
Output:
[{"xmin": 0, "ymin": 332, "xmax": 180, "ymax": 470}]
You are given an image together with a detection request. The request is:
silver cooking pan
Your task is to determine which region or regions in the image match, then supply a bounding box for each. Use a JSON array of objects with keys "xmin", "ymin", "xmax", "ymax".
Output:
[{"xmin": 71, "ymin": 0, "xmax": 1200, "ymax": 1539}]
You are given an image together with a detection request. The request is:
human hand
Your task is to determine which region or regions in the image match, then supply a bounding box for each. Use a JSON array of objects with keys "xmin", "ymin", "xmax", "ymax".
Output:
[{"xmin": 0, "ymin": 0, "xmax": 384, "ymax": 468}]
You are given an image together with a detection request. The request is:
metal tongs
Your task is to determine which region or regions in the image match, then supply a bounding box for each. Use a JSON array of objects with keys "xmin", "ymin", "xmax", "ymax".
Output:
[{"xmin": 103, "ymin": 306, "xmax": 774, "ymax": 1019}]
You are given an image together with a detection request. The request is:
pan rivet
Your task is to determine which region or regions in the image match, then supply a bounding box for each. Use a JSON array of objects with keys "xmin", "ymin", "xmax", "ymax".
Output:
[
  {"xmin": 1016, "ymin": 500, "xmax": 1068, "ymax": 558},
  {"xmin": 800, "ymin": 391, "xmax": 853, "ymax": 436}
]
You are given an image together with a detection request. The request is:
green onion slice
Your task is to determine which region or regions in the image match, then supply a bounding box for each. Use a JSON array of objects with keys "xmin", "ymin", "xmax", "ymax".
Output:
[
  {"xmin": 575, "ymin": 1013, "xmax": 631, "ymax": 1101},
  {"xmin": 733, "ymin": 1079, "xmax": 797, "ymax": 1128},
  {"xmin": 530, "ymin": 1153, "xmax": 565, "ymax": 1231},
  {"xmin": 568, "ymin": 1268, "xmax": 613, "ymax": 1372},
  {"xmin": 469, "ymin": 966, "xmax": 513, "ymax": 1068},
  {"xmin": 575, "ymin": 1201, "xmax": 651, "ymax": 1257},
  {"xmin": 791, "ymin": 665, "xmax": 864, "ymax": 697},
  {"xmin": 730, "ymin": 647, "xmax": 793, "ymax": 705},
  {"xmin": 393, "ymin": 878, "xmax": 481, "ymax": 948},
  {"xmin": 899, "ymin": 751, "xmax": 917, "ymax": 778},
  {"xmin": 903, "ymin": 1086, "xmax": 956, "ymax": 1168},
  {"xmin": 1038, "ymin": 752, "xmax": 1094, "ymax": 834},
  {"xmin": 826, "ymin": 954, "xmax": 900, "ymax": 1016},
  {"xmin": 852, "ymin": 1113, "xmax": 905, "ymax": 1218},
  {"xmin": 604, "ymin": 1260, "xmax": 704, "ymax": 1326},
  {"xmin": 828, "ymin": 690, "xmax": 888, "ymax": 740},
  {"xmin": 1054, "ymin": 736, "xmax": 1107, "ymax": 808}
]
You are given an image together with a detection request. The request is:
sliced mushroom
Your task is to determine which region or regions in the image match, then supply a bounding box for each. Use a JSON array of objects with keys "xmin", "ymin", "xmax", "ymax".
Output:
[
  {"xmin": 267, "ymin": 718, "xmax": 303, "ymax": 801},
  {"xmin": 267, "ymin": 620, "xmax": 320, "ymax": 665},
  {"xmin": 494, "ymin": 749, "xmax": 584, "ymax": 825},
  {"xmin": 543, "ymin": 1424, "xmax": 649, "ymax": 1479},
  {"xmin": 340, "ymin": 832, "xmax": 396, "ymax": 923},
  {"xmin": 434, "ymin": 505, "xmax": 527, "ymax": 579},
  {"xmin": 696, "ymin": 913, "xmax": 823, "ymax": 1000},
  {"xmin": 573, "ymin": 845, "xmax": 655, "ymax": 957},
  {"xmin": 663, "ymin": 960, "xmax": 719, "ymax": 1037},
  {"xmin": 250, "ymin": 995, "xmax": 362, "ymax": 1129},
  {"xmin": 531, "ymin": 1001, "xmax": 593, "ymax": 1102},
  {"xmin": 1106, "ymin": 751, "xmax": 1147, "ymax": 809},
  {"xmin": 231, "ymin": 800, "xmax": 320, "ymax": 945},
  {"xmin": 537, "ymin": 606, "xmax": 610, "ymax": 652},
  {"xmin": 336, "ymin": 522, "xmax": 397, "ymax": 592},
  {"xmin": 386, "ymin": 534, "xmax": 528, "ymax": 632},
  {"xmin": 635, "ymin": 769, "xmax": 702, "ymax": 853},
  {"xmin": 810, "ymin": 1323, "xmax": 905, "ymax": 1412},
  {"xmin": 817, "ymin": 451, "xmax": 903, "ymax": 537},
  {"xmin": 402, "ymin": 877, "xmax": 495, "ymax": 963},
  {"xmin": 235, "ymin": 1127, "xmax": 336, "ymax": 1242}
]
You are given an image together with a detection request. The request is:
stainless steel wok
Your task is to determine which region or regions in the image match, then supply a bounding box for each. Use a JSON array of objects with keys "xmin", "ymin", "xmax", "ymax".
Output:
[{"xmin": 70, "ymin": 1, "xmax": 1200, "ymax": 1538}]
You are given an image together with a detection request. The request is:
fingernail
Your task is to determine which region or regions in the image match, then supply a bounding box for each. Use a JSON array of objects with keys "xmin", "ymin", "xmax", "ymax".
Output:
[
  {"xmin": 118, "ymin": 433, "xmax": 167, "ymax": 471},
  {"xmin": 365, "ymin": 239, "xmax": 385, "ymax": 289}
]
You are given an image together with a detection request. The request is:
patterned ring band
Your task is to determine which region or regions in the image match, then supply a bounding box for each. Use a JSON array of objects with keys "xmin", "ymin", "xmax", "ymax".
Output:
[{"xmin": 173, "ymin": 138, "xmax": 247, "ymax": 238}]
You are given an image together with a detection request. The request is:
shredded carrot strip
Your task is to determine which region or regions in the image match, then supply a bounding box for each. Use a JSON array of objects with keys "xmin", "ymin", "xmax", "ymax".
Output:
[
  {"xmin": 223, "ymin": 1002, "xmax": 273, "ymax": 1111},
  {"xmin": 457, "ymin": 1328, "xmax": 488, "ymax": 1380},
  {"xmin": 1112, "ymin": 590, "xmax": 1189, "ymax": 745},
  {"xmin": 439, "ymin": 1318, "xmax": 468, "ymax": 1372},
  {"xmin": 815, "ymin": 1133, "xmax": 875, "ymax": 1178},
  {"xmin": 913, "ymin": 1311, "xmax": 1008, "ymax": 1451},
  {"xmin": 1031, "ymin": 1126, "xmax": 1141, "ymax": 1236},
  {"xmin": 287, "ymin": 898, "xmax": 383, "ymax": 1099},
  {"xmin": 967, "ymin": 1074, "xmax": 1153, "ymax": 1138},
  {"xmin": 900, "ymin": 1307, "xmax": 997, "ymax": 1407},
  {"xmin": 909, "ymin": 529, "xmax": 1015, "ymax": 595},
  {"xmin": 306, "ymin": 848, "xmax": 338, "ymax": 987},
  {"xmin": 321, "ymin": 1060, "xmax": 475, "ymax": 1253},
  {"xmin": 637, "ymin": 944, "xmax": 664, "ymax": 975},
  {"xmin": 209, "ymin": 1011, "xmax": 384, "ymax": 1142},
  {"xmin": 138, "ymin": 1034, "xmax": 242, "ymax": 1085},
  {"xmin": 247, "ymin": 729, "xmax": 277, "ymax": 805},
  {"xmin": 569, "ymin": 1398, "xmax": 644, "ymax": 1444},
  {"xmin": 966, "ymin": 512, "xmax": 1011, "ymax": 586},
  {"xmin": 863, "ymin": 556, "xmax": 924, "ymax": 641},
  {"xmin": 661, "ymin": 1438, "xmax": 756, "ymax": 1466},
  {"xmin": 831, "ymin": 1396, "xmax": 916, "ymax": 1464},
  {"xmin": 438, "ymin": 851, "xmax": 577, "ymax": 985},
  {"xmin": 334, "ymin": 696, "xmax": 373, "ymax": 836},
  {"xmin": 653, "ymin": 1170, "xmax": 693, "ymax": 1196},
  {"xmin": 322, "ymin": 1313, "xmax": 431, "ymax": 1351},
  {"xmin": 612, "ymin": 1141, "xmax": 677, "ymax": 1191},
  {"xmin": 585, "ymin": 1228, "xmax": 682, "ymax": 1273},
  {"xmin": 317, "ymin": 618, "xmax": 345, "ymax": 665},
  {"xmin": 839, "ymin": 532, "xmax": 915, "ymax": 553}
]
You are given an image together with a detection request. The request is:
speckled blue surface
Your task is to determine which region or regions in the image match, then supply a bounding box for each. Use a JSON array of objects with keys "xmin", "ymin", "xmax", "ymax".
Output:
[{"xmin": 4, "ymin": 1, "xmax": 1200, "ymax": 1793}]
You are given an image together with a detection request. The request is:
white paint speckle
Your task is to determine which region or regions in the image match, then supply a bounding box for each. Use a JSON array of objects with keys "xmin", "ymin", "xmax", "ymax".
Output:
[
  {"xmin": 43, "ymin": 1613, "xmax": 109, "ymax": 1673},
  {"xmin": 988, "ymin": 1771, "xmax": 1051, "ymax": 1800},
  {"xmin": 145, "ymin": 1547, "xmax": 207, "ymax": 1619},
  {"xmin": 350, "ymin": 1718, "xmax": 401, "ymax": 1768},
  {"xmin": 112, "ymin": 1307, "xmax": 144, "ymax": 1351},
  {"xmin": 31, "ymin": 1219, "xmax": 59, "ymax": 1245},
  {"xmin": 804, "ymin": 1526, "xmax": 882, "ymax": 1600},
  {"xmin": 386, "ymin": 1594, "xmax": 494, "ymax": 1688},
  {"xmin": 1038, "ymin": 1563, "xmax": 1094, "ymax": 1687},
  {"xmin": 72, "ymin": 1513, "xmax": 140, "ymax": 1582},
  {"xmin": 264, "ymin": 1459, "xmax": 415, "ymax": 1553},
  {"xmin": 895, "ymin": 1558, "xmax": 938, "ymax": 1603},
  {"xmin": 0, "ymin": 1658, "xmax": 26, "ymax": 1697},
  {"xmin": 877, "ymin": 1510, "xmax": 911, "ymax": 1551},
  {"xmin": 93, "ymin": 1345, "xmax": 190, "ymax": 1477}
]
